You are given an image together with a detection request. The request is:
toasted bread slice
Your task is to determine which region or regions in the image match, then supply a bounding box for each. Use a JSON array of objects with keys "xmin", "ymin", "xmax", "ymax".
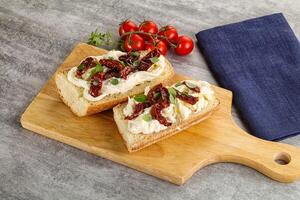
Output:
[
  {"xmin": 55, "ymin": 58, "xmax": 174, "ymax": 116},
  {"xmin": 113, "ymin": 83, "xmax": 219, "ymax": 152}
]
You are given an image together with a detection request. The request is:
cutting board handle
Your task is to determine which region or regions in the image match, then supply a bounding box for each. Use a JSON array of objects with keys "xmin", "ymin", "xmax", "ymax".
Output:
[{"xmin": 218, "ymin": 119, "xmax": 300, "ymax": 182}]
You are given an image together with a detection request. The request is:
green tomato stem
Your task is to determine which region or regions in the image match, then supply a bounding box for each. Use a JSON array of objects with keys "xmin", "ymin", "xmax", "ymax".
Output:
[{"xmin": 120, "ymin": 31, "xmax": 177, "ymax": 48}]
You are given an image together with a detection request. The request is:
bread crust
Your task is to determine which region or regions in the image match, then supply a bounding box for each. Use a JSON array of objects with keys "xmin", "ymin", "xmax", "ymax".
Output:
[
  {"xmin": 113, "ymin": 91, "xmax": 220, "ymax": 152},
  {"xmin": 55, "ymin": 58, "xmax": 175, "ymax": 116}
]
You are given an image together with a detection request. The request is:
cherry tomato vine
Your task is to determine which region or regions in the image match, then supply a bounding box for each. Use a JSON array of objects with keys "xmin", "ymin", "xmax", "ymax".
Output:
[{"xmin": 88, "ymin": 20, "xmax": 194, "ymax": 56}]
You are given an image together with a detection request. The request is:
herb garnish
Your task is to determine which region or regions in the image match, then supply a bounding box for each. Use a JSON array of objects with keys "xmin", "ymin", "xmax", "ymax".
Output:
[
  {"xmin": 154, "ymin": 92, "xmax": 161, "ymax": 100},
  {"xmin": 132, "ymin": 60, "xmax": 140, "ymax": 67},
  {"xmin": 168, "ymin": 87, "xmax": 177, "ymax": 104},
  {"xmin": 87, "ymin": 29, "xmax": 112, "ymax": 47},
  {"xmin": 110, "ymin": 78, "xmax": 119, "ymax": 85},
  {"xmin": 130, "ymin": 51, "xmax": 140, "ymax": 57},
  {"xmin": 77, "ymin": 63, "xmax": 84, "ymax": 71},
  {"xmin": 119, "ymin": 60, "xmax": 126, "ymax": 66},
  {"xmin": 143, "ymin": 114, "xmax": 152, "ymax": 122},
  {"xmin": 150, "ymin": 56, "xmax": 159, "ymax": 64},
  {"xmin": 88, "ymin": 64, "xmax": 103, "ymax": 79},
  {"xmin": 168, "ymin": 87, "xmax": 176, "ymax": 96},
  {"xmin": 134, "ymin": 94, "xmax": 147, "ymax": 102}
]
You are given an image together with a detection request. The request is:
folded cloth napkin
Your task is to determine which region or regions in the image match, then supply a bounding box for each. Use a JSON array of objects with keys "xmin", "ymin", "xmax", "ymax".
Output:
[{"xmin": 196, "ymin": 13, "xmax": 300, "ymax": 140}]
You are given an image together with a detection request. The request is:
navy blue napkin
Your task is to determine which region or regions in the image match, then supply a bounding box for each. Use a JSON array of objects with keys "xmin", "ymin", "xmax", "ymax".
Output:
[{"xmin": 196, "ymin": 13, "xmax": 300, "ymax": 141}]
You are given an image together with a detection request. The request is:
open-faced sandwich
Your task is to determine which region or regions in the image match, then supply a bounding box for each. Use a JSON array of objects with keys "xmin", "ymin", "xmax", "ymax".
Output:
[
  {"xmin": 113, "ymin": 80, "xmax": 219, "ymax": 152},
  {"xmin": 55, "ymin": 49, "xmax": 174, "ymax": 116}
]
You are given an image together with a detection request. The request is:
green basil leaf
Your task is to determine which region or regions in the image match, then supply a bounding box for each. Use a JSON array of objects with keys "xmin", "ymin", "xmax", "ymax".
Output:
[
  {"xmin": 77, "ymin": 63, "xmax": 84, "ymax": 71},
  {"xmin": 95, "ymin": 64, "xmax": 104, "ymax": 72},
  {"xmin": 154, "ymin": 92, "xmax": 161, "ymax": 100},
  {"xmin": 150, "ymin": 57, "xmax": 159, "ymax": 64},
  {"xmin": 169, "ymin": 93, "xmax": 177, "ymax": 105},
  {"xmin": 119, "ymin": 60, "xmax": 126, "ymax": 66},
  {"xmin": 168, "ymin": 87, "xmax": 177, "ymax": 104},
  {"xmin": 143, "ymin": 114, "xmax": 152, "ymax": 122},
  {"xmin": 88, "ymin": 64, "xmax": 103, "ymax": 79},
  {"xmin": 168, "ymin": 87, "xmax": 177, "ymax": 96},
  {"xmin": 130, "ymin": 51, "xmax": 140, "ymax": 57},
  {"xmin": 168, "ymin": 87, "xmax": 177, "ymax": 105},
  {"xmin": 132, "ymin": 60, "xmax": 140, "ymax": 67},
  {"xmin": 110, "ymin": 78, "xmax": 119, "ymax": 85},
  {"xmin": 185, "ymin": 81, "xmax": 197, "ymax": 89},
  {"xmin": 134, "ymin": 94, "xmax": 147, "ymax": 102}
]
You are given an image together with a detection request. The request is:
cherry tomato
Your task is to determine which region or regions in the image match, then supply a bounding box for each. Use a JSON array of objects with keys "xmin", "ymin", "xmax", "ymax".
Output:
[
  {"xmin": 119, "ymin": 20, "xmax": 138, "ymax": 37},
  {"xmin": 124, "ymin": 34, "xmax": 145, "ymax": 52},
  {"xmin": 138, "ymin": 20, "xmax": 158, "ymax": 40},
  {"xmin": 157, "ymin": 25, "xmax": 178, "ymax": 46},
  {"xmin": 144, "ymin": 42, "xmax": 155, "ymax": 51},
  {"xmin": 144, "ymin": 39, "xmax": 167, "ymax": 55},
  {"xmin": 175, "ymin": 35, "xmax": 194, "ymax": 56}
]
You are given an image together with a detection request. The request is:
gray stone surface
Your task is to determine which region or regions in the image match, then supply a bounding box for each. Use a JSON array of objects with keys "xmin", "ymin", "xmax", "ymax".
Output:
[{"xmin": 1, "ymin": 0, "xmax": 300, "ymax": 199}]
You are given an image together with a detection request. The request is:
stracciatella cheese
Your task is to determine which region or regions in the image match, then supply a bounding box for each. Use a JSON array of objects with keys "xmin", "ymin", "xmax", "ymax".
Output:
[
  {"xmin": 67, "ymin": 50, "xmax": 166, "ymax": 101},
  {"xmin": 176, "ymin": 80, "xmax": 211, "ymax": 119},
  {"xmin": 127, "ymin": 108, "xmax": 168, "ymax": 134}
]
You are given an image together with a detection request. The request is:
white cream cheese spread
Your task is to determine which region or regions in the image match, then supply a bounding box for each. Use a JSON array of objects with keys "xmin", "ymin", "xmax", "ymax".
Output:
[{"xmin": 67, "ymin": 50, "xmax": 166, "ymax": 101}]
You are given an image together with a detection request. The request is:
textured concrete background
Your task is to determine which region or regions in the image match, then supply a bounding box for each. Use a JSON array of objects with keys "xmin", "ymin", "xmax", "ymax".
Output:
[{"xmin": 1, "ymin": 0, "xmax": 300, "ymax": 199}]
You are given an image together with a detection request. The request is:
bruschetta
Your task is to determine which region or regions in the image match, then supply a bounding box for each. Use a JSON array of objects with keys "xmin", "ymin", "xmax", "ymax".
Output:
[
  {"xmin": 113, "ymin": 80, "xmax": 219, "ymax": 152},
  {"xmin": 55, "ymin": 49, "xmax": 174, "ymax": 116}
]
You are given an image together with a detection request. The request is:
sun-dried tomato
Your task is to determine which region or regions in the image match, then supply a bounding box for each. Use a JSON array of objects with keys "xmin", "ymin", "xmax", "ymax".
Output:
[
  {"xmin": 150, "ymin": 103, "xmax": 172, "ymax": 126},
  {"xmin": 183, "ymin": 81, "xmax": 200, "ymax": 93},
  {"xmin": 146, "ymin": 84, "xmax": 169, "ymax": 104},
  {"xmin": 119, "ymin": 53, "xmax": 139, "ymax": 66},
  {"xmin": 76, "ymin": 57, "xmax": 97, "ymax": 78},
  {"xmin": 125, "ymin": 102, "xmax": 151, "ymax": 120},
  {"xmin": 176, "ymin": 90, "xmax": 199, "ymax": 105},
  {"xmin": 89, "ymin": 79, "xmax": 103, "ymax": 97},
  {"xmin": 76, "ymin": 71, "xmax": 84, "ymax": 78},
  {"xmin": 138, "ymin": 49, "xmax": 160, "ymax": 71},
  {"xmin": 88, "ymin": 72, "xmax": 105, "ymax": 97},
  {"xmin": 147, "ymin": 84, "xmax": 171, "ymax": 126},
  {"xmin": 120, "ymin": 66, "xmax": 134, "ymax": 79},
  {"xmin": 104, "ymin": 69, "xmax": 120, "ymax": 79},
  {"xmin": 99, "ymin": 59, "xmax": 124, "ymax": 71},
  {"xmin": 91, "ymin": 72, "xmax": 105, "ymax": 81},
  {"xmin": 125, "ymin": 84, "xmax": 174, "ymax": 126}
]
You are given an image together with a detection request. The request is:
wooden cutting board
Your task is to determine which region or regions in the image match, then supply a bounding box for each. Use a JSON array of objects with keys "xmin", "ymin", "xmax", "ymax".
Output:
[{"xmin": 21, "ymin": 43, "xmax": 300, "ymax": 185}]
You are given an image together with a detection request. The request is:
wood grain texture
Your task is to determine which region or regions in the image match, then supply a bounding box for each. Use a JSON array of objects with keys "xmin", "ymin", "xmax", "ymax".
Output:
[{"xmin": 21, "ymin": 43, "xmax": 300, "ymax": 185}]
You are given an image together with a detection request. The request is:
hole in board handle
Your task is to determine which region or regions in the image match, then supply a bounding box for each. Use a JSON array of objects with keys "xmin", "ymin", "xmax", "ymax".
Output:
[{"xmin": 274, "ymin": 152, "xmax": 291, "ymax": 165}]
